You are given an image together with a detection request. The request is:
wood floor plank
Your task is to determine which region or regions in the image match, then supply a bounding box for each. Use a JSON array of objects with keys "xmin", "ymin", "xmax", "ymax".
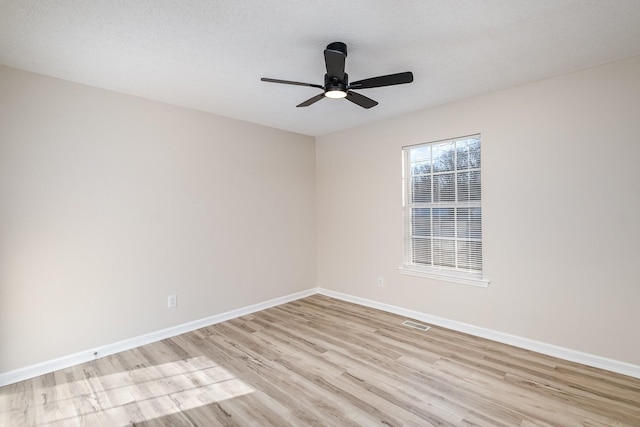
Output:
[{"xmin": 2, "ymin": 294, "xmax": 640, "ymax": 426}]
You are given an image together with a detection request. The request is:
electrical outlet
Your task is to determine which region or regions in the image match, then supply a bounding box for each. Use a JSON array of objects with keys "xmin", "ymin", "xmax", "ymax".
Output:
[
  {"xmin": 168, "ymin": 294, "xmax": 177, "ymax": 308},
  {"xmin": 377, "ymin": 277, "xmax": 384, "ymax": 287}
]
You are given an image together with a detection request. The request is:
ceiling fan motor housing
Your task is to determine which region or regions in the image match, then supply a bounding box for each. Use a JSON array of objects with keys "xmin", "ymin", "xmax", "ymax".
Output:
[{"xmin": 325, "ymin": 73, "xmax": 348, "ymax": 93}]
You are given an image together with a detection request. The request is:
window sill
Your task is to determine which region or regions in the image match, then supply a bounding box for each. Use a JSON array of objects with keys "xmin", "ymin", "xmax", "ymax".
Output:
[{"xmin": 397, "ymin": 266, "xmax": 490, "ymax": 288}]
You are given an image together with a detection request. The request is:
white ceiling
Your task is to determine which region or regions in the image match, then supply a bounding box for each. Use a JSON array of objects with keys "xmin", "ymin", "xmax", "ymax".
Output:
[{"xmin": 2, "ymin": 1, "xmax": 640, "ymax": 137}]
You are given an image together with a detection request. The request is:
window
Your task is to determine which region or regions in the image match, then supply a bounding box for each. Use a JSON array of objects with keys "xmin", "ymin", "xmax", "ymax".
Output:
[{"xmin": 399, "ymin": 134, "xmax": 488, "ymax": 287}]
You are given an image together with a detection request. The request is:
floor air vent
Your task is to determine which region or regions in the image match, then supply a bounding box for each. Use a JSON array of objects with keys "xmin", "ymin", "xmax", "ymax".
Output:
[{"xmin": 402, "ymin": 320, "xmax": 431, "ymax": 331}]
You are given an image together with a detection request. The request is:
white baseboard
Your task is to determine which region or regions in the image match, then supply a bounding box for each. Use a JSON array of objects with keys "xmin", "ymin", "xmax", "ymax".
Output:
[
  {"xmin": 3, "ymin": 286, "xmax": 638, "ymax": 387},
  {"xmin": 316, "ymin": 288, "xmax": 640, "ymax": 380},
  {"xmin": 0, "ymin": 288, "xmax": 316, "ymax": 387}
]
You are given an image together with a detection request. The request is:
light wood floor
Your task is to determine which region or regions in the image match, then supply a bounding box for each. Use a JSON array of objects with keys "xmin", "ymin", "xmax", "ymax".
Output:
[{"xmin": 2, "ymin": 295, "xmax": 640, "ymax": 426}]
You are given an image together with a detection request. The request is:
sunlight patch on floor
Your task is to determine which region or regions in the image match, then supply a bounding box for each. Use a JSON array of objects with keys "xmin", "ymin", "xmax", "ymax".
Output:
[{"xmin": 0, "ymin": 356, "xmax": 254, "ymax": 426}]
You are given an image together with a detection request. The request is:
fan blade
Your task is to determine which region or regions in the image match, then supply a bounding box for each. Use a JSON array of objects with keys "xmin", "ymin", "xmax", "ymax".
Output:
[
  {"xmin": 296, "ymin": 93, "xmax": 325, "ymax": 107},
  {"xmin": 349, "ymin": 71, "xmax": 413, "ymax": 89},
  {"xmin": 346, "ymin": 91, "xmax": 378, "ymax": 109},
  {"xmin": 324, "ymin": 49, "xmax": 346, "ymax": 80},
  {"xmin": 261, "ymin": 78, "xmax": 323, "ymax": 89}
]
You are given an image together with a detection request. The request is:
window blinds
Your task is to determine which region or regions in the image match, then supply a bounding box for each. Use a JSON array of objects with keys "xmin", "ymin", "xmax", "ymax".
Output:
[{"xmin": 403, "ymin": 135, "xmax": 482, "ymax": 276}]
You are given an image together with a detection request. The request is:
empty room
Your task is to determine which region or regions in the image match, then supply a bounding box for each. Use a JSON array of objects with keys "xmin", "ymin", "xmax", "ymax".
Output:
[{"xmin": 1, "ymin": 1, "xmax": 640, "ymax": 426}]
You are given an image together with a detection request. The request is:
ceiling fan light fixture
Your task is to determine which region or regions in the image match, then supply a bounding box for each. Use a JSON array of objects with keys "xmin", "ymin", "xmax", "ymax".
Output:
[{"xmin": 325, "ymin": 90, "xmax": 347, "ymax": 99}]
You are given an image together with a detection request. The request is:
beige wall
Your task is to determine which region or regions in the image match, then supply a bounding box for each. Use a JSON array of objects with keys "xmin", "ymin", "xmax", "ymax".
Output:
[
  {"xmin": 0, "ymin": 66, "xmax": 316, "ymax": 373},
  {"xmin": 317, "ymin": 56, "xmax": 640, "ymax": 365},
  {"xmin": 2, "ymin": 55, "xmax": 639, "ymax": 375}
]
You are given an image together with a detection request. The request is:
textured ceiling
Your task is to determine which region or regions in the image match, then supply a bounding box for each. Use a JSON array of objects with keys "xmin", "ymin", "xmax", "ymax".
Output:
[{"xmin": 2, "ymin": 0, "xmax": 640, "ymax": 136}]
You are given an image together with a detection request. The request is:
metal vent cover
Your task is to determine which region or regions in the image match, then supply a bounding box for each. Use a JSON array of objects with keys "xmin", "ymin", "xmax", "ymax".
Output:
[{"xmin": 402, "ymin": 320, "xmax": 431, "ymax": 331}]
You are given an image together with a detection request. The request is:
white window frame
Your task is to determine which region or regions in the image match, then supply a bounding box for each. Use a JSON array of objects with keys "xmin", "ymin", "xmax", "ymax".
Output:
[{"xmin": 398, "ymin": 134, "xmax": 489, "ymax": 287}]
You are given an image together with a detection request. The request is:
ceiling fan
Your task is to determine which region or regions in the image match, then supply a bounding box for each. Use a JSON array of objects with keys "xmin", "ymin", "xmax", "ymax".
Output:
[{"xmin": 261, "ymin": 42, "xmax": 413, "ymax": 109}]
